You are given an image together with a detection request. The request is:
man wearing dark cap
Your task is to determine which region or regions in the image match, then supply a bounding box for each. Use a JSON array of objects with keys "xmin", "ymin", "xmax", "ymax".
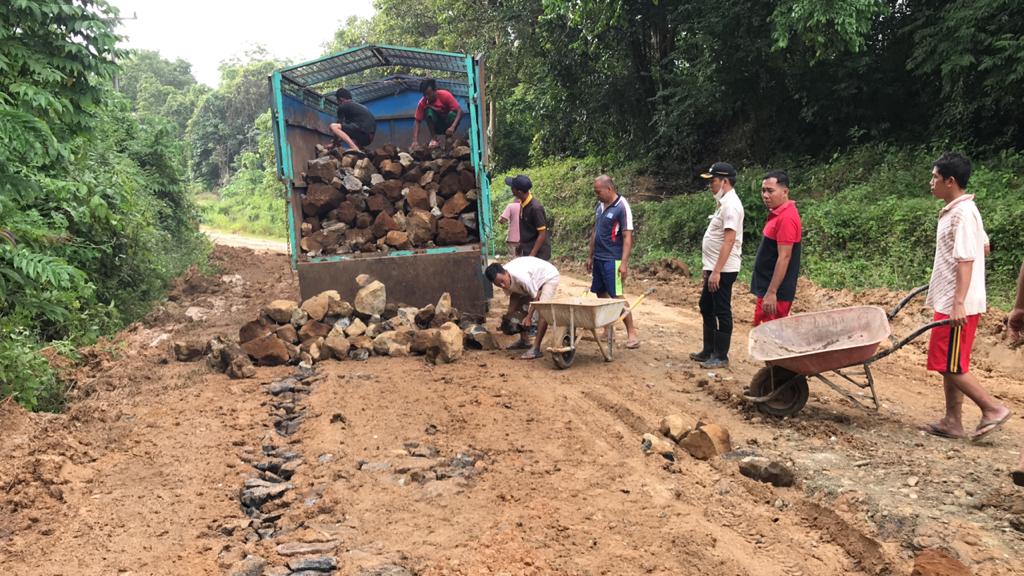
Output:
[
  {"xmin": 690, "ymin": 162, "xmax": 744, "ymax": 368},
  {"xmin": 329, "ymin": 88, "xmax": 376, "ymax": 153},
  {"xmin": 751, "ymin": 170, "xmax": 802, "ymax": 326},
  {"xmin": 507, "ymin": 175, "xmax": 551, "ymax": 261}
]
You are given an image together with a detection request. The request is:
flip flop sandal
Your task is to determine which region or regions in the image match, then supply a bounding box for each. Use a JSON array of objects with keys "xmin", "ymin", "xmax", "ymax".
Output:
[
  {"xmin": 506, "ymin": 340, "xmax": 531, "ymax": 351},
  {"xmin": 520, "ymin": 349, "xmax": 543, "ymax": 360},
  {"xmin": 920, "ymin": 423, "xmax": 965, "ymax": 440},
  {"xmin": 625, "ymin": 340, "xmax": 641, "ymax": 349},
  {"xmin": 342, "ymin": 149, "xmax": 366, "ymax": 158},
  {"xmin": 971, "ymin": 412, "xmax": 1012, "ymax": 441},
  {"xmin": 1012, "ymin": 470, "xmax": 1024, "ymax": 487}
]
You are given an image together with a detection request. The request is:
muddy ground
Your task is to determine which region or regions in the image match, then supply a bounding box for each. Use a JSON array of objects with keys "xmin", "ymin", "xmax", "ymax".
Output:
[{"xmin": 1, "ymin": 243, "xmax": 1022, "ymax": 575}]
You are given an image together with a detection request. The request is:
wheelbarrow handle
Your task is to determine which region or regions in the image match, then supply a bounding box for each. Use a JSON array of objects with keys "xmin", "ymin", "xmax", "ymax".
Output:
[
  {"xmin": 868, "ymin": 319, "xmax": 951, "ymax": 364},
  {"xmin": 888, "ymin": 285, "xmax": 930, "ymax": 320},
  {"xmin": 616, "ymin": 287, "xmax": 655, "ymax": 323}
]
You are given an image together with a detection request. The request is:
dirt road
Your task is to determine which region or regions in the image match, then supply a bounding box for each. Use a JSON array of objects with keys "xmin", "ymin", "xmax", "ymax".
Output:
[{"xmin": 1, "ymin": 243, "xmax": 1022, "ymax": 575}]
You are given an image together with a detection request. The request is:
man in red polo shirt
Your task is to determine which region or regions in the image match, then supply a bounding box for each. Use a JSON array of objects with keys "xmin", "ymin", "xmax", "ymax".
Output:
[
  {"xmin": 750, "ymin": 170, "xmax": 801, "ymax": 326},
  {"xmin": 411, "ymin": 78, "xmax": 463, "ymax": 149}
]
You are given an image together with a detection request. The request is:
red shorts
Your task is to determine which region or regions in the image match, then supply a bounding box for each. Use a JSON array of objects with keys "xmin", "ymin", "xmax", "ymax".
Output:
[
  {"xmin": 927, "ymin": 312, "xmax": 979, "ymax": 374},
  {"xmin": 753, "ymin": 297, "xmax": 792, "ymax": 327}
]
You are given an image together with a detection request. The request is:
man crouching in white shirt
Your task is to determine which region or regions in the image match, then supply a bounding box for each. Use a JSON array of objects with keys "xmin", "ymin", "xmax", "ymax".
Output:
[{"xmin": 485, "ymin": 257, "xmax": 560, "ymax": 360}]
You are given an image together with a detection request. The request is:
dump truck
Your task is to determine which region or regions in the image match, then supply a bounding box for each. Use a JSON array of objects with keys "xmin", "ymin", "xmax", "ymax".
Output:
[{"xmin": 269, "ymin": 45, "xmax": 494, "ymax": 315}]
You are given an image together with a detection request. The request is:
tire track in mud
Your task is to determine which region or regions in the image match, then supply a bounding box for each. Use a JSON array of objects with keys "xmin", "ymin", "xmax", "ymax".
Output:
[{"xmin": 573, "ymin": 385, "xmax": 887, "ymax": 576}]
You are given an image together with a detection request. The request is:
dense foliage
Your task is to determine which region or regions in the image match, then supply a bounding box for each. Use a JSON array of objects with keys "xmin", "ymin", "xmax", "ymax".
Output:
[
  {"xmin": 332, "ymin": 0, "xmax": 1024, "ymax": 173},
  {"xmin": 1, "ymin": 1, "xmax": 205, "ymax": 410}
]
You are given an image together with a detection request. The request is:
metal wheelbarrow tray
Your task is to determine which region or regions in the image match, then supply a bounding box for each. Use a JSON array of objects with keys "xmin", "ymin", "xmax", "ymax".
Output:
[
  {"xmin": 745, "ymin": 285, "xmax": 949, "ymax": 417},
  {"xmin": 532, "ymin": 289, "xmax": 653, "ymax": 369}
]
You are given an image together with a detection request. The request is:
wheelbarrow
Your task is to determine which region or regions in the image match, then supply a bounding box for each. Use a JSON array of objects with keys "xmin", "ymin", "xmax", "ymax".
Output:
[
  {"xmin": 745, "ymin": 285, "xmax": 949, "ymax": 417},
  {"xmin": 533, "ymin": 288, "xmax": 654, "ymax": 369}
]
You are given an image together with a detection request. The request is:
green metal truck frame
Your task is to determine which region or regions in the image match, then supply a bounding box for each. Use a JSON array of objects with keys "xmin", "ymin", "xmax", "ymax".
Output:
[{"xmin": 269, "ymin": 44, "xmax": 494, "ymax": 315}]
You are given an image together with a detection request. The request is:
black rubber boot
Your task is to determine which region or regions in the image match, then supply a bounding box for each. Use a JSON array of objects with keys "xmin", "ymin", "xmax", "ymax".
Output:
[
  {"xmin": 689, "ymin": 324, "xmax": 715, "ymax": 362},
  {"xmin": 700, "ymin": 330, "xmax": 732, "ymax": 369}
]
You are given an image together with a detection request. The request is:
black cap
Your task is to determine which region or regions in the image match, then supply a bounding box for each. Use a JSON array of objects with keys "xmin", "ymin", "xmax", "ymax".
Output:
[
  {"xmin": 505, "ymin": 174, "xmax": 532, "ymax": 192},
  {"xmin": 700, "ymin": 162, "xmax": 736, "ymax": 180}
]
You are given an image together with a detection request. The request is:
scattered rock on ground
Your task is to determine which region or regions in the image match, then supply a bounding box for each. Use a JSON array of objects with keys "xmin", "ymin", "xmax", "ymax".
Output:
[
  {"xmin": 738, "ymin": 456, "xmax": 795, "ymax": 487},
  {"xmin": 911, "ymin": 549, "xmax": 972, "ymax": 576},
  {"xmin": 226, "ymin": 555, "xmax": 266, "ymax": 576},
  {"xmin": 679, "ymin": 423, "xmax": 732, "ymax": 460},
  {"xmin": 659, "ymin": 414, "xmax": 689, "ymax": 442},
  {"xmin": 641, "ymin": 433, "xmax": 676, "ymax": 460},
  {"xmin": 354, "ymin": 280, "xmax": 387, "ymax": 316},
  {"xmin": 173, "ymin": 341, "xmax": 205, "ymax": 362}
]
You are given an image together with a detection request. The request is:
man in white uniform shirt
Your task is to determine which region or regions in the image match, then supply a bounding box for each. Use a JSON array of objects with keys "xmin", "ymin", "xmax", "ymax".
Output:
[
  {"xmin": 690, "ymin": 162, "xmax": 744, "ymax": 369},
  {"xmin": 485, "ymin": 257, "xmax": 560, "ymax": 360},
  {"xmin": 920, "ymin": 152, "xmax": 1010, "ymax": 441}
]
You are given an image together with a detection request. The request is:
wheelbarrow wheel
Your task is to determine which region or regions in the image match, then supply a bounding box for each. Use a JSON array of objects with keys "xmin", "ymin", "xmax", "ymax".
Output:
[
  {"xmin": 551, "ymin": 328, "xmax": 576, "ymax": 370},
  {"xmin": 748, "ymin": 366, "xmax": 809, "ymax": 417}
]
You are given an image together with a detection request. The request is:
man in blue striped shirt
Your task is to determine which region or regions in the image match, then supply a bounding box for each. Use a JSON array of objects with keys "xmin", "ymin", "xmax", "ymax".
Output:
[{"xmin": 587, "ymin": 175, "xmax": 640, "ymax": 348}]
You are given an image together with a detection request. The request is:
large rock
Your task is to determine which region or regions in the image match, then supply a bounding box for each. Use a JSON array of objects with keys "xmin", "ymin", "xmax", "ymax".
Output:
[
  {"xmin": 459, "ymin": 168, "xmax": 477, "ymax": 190},
  {"xmin": 460, "ymin": 211, "xmax": 477, "ymax": 231},
  {"xmin": 366, "ymin": 193, "xmax": 393, "ymax": 215},
  {"xmin": 372, "ymin": 179, "xmax": 405, "ymax": 203},
  {"xmin": 394, "ymin": 306, "xmax": 419, "ymax": 328},
  {"xmin": 239, "ymin": 318, "xmax": 273, "ymax": 345},
  {"xmin": 265, "ymin": 300, "xmax": 299, "ymax": 324},
  {"xmin": 436, "ymin": 218, "xmax": 469, "ymax": 245},
  {"xmin": 679, "ymin": 423, "xmax": 732, "ymax": 460},
  {"xmin": 406, "ymin": 209, "xmax": 437, "ymax": 245},
  {"xmin": 463, "ymin": 324, "xmax": 496, "ymax": 350},
  {"xmin": 373, "ymin": 329, "xmax": 414, "ymax": 357},
  {"xmin": 226, "ymin": 555, "xmax": 267, "ymax": 576},
  {"xmin": 911, "ymin": 549, "xmax": 972, "ymax": 576},
  {"xmin": 301, "ymin": 290, "xmax": 341, "ymax": 322},
  {"xmin": 298, "ymin": 320, "xmax": 331, "ymax": 343},
  {"xmin": 433, "ymin": 292, "xmax": 457, "ymax": 324},
  {"xmin": 354, "ymin": 280, "xmax": 387, "ymax": 316},
  {"xmin": 344, "ymin": 318, "xmax": 367, "ymax": 338},
  {"xmin": 332, "ymin": 201, "xmax": 358, "ymax": 226},
  {"xmin": 355, "ymin": 211, "xmax": 373, "ymax": 230},
  {"xmin": 342, "ymin": 174, "xmax": 364, "ymax": 192},
  {"xmin": 303, "ymin": 183, "xmax": 343, "ymax": 216},
  {"xmin": 173, "ymin": 341, "xmax": 205, "ymax": 362},
  {"xmin": 414, "ymin": 304, "xmax": 435, "ymax": 328},
  {"xmin": 345, "ymin": 227, "xmax": 375, "ymax": 246},
  {"xmin": 426, "ymin": 322, "xmax": 463, "ymax": 364},
  {"xmin": 453, "ymin": 145, "xmax": 471, "ymax": 159},
  {"xmin": 305, "ymin": 156, "xmax": 337, "ymax": 183},
  {"xmin": 738, "ymin": 456, "xmax": 795, "ymax": 487},
  {"xmin": 323, "ymin": 333, "xmax": 350, "ymax": 359},
  {"xmin": 372, "ymin": 212, "xmax": 400, "ymax": 238},
  {"xmin": 328, "ymin": 297, "xmax": 353, "ymax": 318},
  {"xmin": 385, "ymin": 230, "xmax": 412, "ymax": 249},
  {"xmin": 405, "ymin": 186, "xmax": 430, "ymax": 211},
  {"xmin": 659, "ymin": 414, "xmax": 689, "ymax": 442},
  {"xmin": 440, "ymin": 192, "xmax": 469, "ymax": 219},
  {"xmin": 438, "ymin": 172, "xmax": 461, "ymax": 198},
  {"xmin": 411, "ymin": 328, "xmax": 438, "ymax": 355},
  {"xmin": 397, "ymin": 151, "xmax": 414, "ymax": 168},
  {"xmin": 641, "ymin": 433, "xmax": 676, "ymax": 460},
  {"xmin": 418, "ymin": 170, "xmax": 435, "ymax": 187},
  {"xmin": 275, "ymin": 323, "xmax": 299, "ymax": 344},
  {"xmin": 206, "ymin": 337, "xmax": 256, "ymax": 379},
  {"xmin": 242, "ymin": 334, "xmax": 291, "ymax": 366},
  {"xmin": 379, "ymin": 159, "xmax": 403, "ymax": 179}
]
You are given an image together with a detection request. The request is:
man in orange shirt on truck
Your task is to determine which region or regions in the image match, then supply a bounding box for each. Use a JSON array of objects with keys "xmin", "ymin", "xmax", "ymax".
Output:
[{"xmin": 411, "ymin": 78, "xmax": 463, "ymax": 149}]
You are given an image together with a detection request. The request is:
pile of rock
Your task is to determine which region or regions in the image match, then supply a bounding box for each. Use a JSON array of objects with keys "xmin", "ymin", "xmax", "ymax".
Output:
[
  {"xmin": 235, "ymin": 277, "xmax": 495, "ymax": 367},
  {"xmin": 298, "ymin": 142, "xmax": 481, "ymax": 258}
]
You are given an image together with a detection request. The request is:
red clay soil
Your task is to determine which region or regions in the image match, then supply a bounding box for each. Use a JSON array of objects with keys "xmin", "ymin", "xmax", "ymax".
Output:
[{"xmin": 1, "ymin": 244, "xmax": 1022, "ymax": 575}]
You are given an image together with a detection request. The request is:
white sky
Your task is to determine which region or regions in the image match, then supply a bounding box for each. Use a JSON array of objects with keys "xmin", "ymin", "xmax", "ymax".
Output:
[{"xmin": 110, "ymin": 0, "xmax": 376, "ymax": 87}]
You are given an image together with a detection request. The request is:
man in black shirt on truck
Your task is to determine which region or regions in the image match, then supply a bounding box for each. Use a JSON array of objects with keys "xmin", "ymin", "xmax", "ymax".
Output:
[{"xmin": 329, "ymin": 88, "xmax": 376, "ymax": 153}]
